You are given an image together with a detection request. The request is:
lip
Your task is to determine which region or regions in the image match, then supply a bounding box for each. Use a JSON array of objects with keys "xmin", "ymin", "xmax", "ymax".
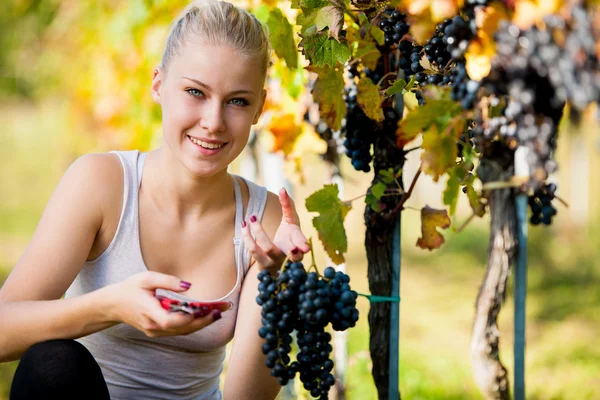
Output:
[
  {"xmin": 187, "ymin": 135, "xmax": 227, "ymax": 145},
  {"xmin": 187, "ymin": 135, "xmax": 228, "ymax": 155}
]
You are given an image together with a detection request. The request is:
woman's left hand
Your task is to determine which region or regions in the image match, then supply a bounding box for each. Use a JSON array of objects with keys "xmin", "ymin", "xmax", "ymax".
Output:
[{"xmin": 241, "ymin": 188, "xmax": 310, "ymax": 274}]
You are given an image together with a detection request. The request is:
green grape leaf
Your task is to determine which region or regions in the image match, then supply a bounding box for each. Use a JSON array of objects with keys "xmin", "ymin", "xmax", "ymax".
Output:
[
  {"xmin": 466, "ymin": 174, "xmax": 486, "ymax": 217},
  {"xmin": 299, "ymin": 25, "xmax": 351, "ymax": 67},
  {"xmin": 346, "ymin": 15, "xmax": 381, "ymax": 70},
  {"xmin": 370, "ymin": 25, "xmax": 385, "ymax": 46},
  {"xmin": 379, "ymin": 167, "xmax": 399, "ymax": 184},
  {"xmin": 444, "ymin": 163, "xmax": 467, "ymax": 216},
  {"xmin": 313, "ymin": 0, "xmax": 345, "ymax": 41},
  {"xmin": 306, "ymin": 184, "xmax": 351, "ymax": 264},
  {"xmin": 295, "ymin": 0, "xmax": 330, "ymax": 9},
  {"xmin": 386, "ymin": 75, "xmax": 418, "ymax": 98},
  {"xmin": 384, "ymin": 79, "xmax": 407, "ymax": 97},
  {"xmin": 357, "ymin": 77, "xmax": 384, "ymax": 122},
  {"xmin": 353, "ymin": 40, "xmax": 380, "ymax": 70},
  {"xmin": 421, "ymin": 122, "xmax": 462, "ymax": 182},
  {"xmin": 371, "ymin": 181, "xmax": 387, "ymax": 199},
  {"xmin": 416, "ymin": 205, "xmax": 451, "ymax": 251},
  {"xmin": 267, "ymin": 9, "xmax": 298, "ymax": 69},
  {"xmin": 307, "ymin": 65, "xmax": 346, "ymax": 131}
]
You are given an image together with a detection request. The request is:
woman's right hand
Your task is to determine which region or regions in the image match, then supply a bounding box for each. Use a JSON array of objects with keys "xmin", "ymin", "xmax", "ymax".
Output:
[{"xmin": 103, "ymin": 271, "xmax": 227, "ymax": 337}]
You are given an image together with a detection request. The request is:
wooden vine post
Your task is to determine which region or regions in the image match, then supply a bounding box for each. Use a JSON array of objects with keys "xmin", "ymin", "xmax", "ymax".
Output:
[{"xmin": 365, "ymin": 50, "xmax": 405, "ymax": 399}]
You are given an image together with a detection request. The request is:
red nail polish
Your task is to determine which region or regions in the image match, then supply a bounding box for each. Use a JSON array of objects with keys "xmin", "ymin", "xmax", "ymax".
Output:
[
  {"xmin": 250, "ymin": 215, "xmax": 257, "ymax": 223},
  {"xmin": 241, "ymin": 220, "xmax": 246, "ymax": 228},
  {"xmin": 212, "ymin": 309, "xmax": 222, "ymax": 321},
  {"xmin": 180, "ymin": 281, "xmax": 192, "ymax": 290},
  {"xmin": 291, "ymin": 248, "xmax": 299, "ymax": 254}
]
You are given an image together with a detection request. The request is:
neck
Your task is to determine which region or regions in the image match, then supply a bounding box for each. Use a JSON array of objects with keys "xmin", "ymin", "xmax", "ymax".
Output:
[{"xmin": 143, "ymin": 147, "xmax": 234, "ymax": 220}]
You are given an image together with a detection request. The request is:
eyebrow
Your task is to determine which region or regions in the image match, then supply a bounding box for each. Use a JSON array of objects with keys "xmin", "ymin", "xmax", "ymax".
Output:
[{"xmin": 182, "ymin": 76, "xmax": 256, "ymax": 96}]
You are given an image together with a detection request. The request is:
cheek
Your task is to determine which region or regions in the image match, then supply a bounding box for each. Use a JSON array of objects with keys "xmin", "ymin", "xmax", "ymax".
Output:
[{"xmin": 163, "ymin": 96, "xmax": 197, "ymax": 128}]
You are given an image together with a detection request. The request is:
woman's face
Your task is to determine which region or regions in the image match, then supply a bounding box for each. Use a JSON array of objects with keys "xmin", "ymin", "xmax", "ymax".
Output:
[{"xmin": 152, "ymin": 40, "xmax": 266, "ymax": 177}]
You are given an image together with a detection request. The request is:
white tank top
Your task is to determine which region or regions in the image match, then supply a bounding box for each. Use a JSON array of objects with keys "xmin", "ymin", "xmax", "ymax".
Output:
[{"xmin": 64, "ymin": 150, "xmax": 268, "ymax": 400}]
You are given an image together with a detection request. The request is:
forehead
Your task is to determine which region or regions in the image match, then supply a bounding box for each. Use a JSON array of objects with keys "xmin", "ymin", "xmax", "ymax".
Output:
[{"xmin": 168, "ymin": 41, "xmax": 265, "ymax": 92}]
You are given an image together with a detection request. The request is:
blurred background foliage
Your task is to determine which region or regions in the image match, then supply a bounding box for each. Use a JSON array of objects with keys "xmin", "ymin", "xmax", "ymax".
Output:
[{"xmin": 0, "ymin": 1, "xmax": 599, "ymax": 399}]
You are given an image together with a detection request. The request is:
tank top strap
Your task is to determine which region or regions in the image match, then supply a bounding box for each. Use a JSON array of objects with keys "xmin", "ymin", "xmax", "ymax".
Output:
[
  {"xmin": 137, "ymin": 152, "xmax": 148, "ymax": 188},
  {"xmin": 232, "ymin": 176, "xmax": 268, "ymax": 276}
]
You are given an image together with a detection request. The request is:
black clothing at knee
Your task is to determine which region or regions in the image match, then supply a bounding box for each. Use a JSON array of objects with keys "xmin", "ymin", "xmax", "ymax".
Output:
[{"xmin": 10, "ymin": 339, "xmax": 110, "ymax": 400}]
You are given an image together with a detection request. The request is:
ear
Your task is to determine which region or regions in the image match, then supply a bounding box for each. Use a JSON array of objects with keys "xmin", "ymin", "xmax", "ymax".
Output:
[
  {"xmin": 151, "ymin": 67, "xmax": 163, "ymax": 104},
  {"xmin": 252, "ymin": 89, "xmax": 267, "ymax": 125}
]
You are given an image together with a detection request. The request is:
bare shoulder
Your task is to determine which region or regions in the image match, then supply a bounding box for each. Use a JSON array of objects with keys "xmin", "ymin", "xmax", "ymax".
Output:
[
  {"xmin": 260, "ymin": 190, "xmax": 283, "ymax": 238},
  {"xmin": 67, "ymin": 152, "xmax": 122, "ymax": 189},
  {"xmin": 0, "ymin": 152, "xmax": 123, "ymax": 301}
]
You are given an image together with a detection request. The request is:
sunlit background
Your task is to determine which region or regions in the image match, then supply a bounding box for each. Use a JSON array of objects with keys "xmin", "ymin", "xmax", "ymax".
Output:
[{"xmin": 1, "ymin": 1, "xmax": 599, "ymax": 399}]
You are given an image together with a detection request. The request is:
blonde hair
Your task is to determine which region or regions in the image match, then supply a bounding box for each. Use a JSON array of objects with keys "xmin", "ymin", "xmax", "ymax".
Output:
[{"xmin": 160, "ymin": 0, "xmax": 271, "ymax": 79}]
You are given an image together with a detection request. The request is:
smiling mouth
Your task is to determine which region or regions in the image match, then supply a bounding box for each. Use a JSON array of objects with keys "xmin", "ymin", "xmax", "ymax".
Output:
[{"xmin": 187, "ymin": 135, "xmax": 227, "ymax": 150}]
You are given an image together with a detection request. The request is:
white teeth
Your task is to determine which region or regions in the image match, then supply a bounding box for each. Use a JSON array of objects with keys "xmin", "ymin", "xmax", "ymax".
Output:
[{"xmin": 188, "ymin": 136, "xmax": 225, "ymax": 149}]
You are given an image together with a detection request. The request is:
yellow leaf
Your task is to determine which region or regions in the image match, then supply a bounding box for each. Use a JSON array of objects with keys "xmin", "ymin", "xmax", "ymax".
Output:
[
  {"xmin": 513, "ymin": 0, "xmax": 559, "ymax": 29},
  {"xmin": 466, "ymin": 2, "xmax": 509, "ymax": 80},
  {"xmin": 290, "ymin": 123, "xmax": 328, "ymax": 158},
  {"xmin": 268, "ymin": 113, "xmax": 302, "ymax": 156},
  {"xmin": 357, "ymin": 77, "xmax": 385, "ymax": 122},
  {"xmin": 416, "ymin": 205, "xmax": 451, "ymax": 250},
  {"xmin": 430, "ymin": 0, "xmax": 459, "ymax": 22},
  {"xmin": 465, "ymin": 40, "xmax": 492, "ymax": 81}
]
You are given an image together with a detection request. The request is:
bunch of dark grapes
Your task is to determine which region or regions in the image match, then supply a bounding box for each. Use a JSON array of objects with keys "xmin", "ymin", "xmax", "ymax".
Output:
[
  {"xmin": 342, "ymin": 84, "xmax": 374, "ymax": 172},
  {"xmin": 423, "ymin": 19, "xmax": 453, "ymax": 77},
  {"xmin": 257, "ymin": 263, "xmax": 359, "ymax": 399},
  {"xmin": 528, "ymin": 183, "xmax": 558, "ymax": 225},
  {"xmin": 378, "ymin": 8, "xmax": 409, "ymax": 48},
  {"xmin": 473, "ymin": 8, "xmax": 599, "ymax": 184},
  {"xmin": 449, "ymin": 61, "xmax": 479, "ymax": 109},
  {"xmin": 443, "ymin": 15, "xmax": 475, "ymax": 59}
]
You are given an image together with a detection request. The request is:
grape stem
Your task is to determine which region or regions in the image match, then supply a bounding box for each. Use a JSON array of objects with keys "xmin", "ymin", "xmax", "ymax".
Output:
[
  {"xmin": 344, "ymin": 189, "xmax": 404, "ymax": 204},
  {"xmin": 454, "ymin": 212, "xmax": 476, "ymax": 233},
  {"xmin": 391, "ymin": 163, "xmax": 422, "ymax": 214},
  {"xmin": 402, "ymin": 205, "xmax": 420, "ymax": 212},
  {"xmin": 307, "ymin": 237, "xmax": 319, "ymax": 274},
  {"xmin": 377, "ymin": 72, "xmax": 398, "ymax": 88},
  {"xmin": 554, "ymin": 194, "xmax": 569, "ymax": 208},
  {"xmin": 404, "ymin": 146, "xmax": 421, "ymax": 154},
  {"xmin": 347, "ymin": 50, "xmax": 380, "ymax": 67}
]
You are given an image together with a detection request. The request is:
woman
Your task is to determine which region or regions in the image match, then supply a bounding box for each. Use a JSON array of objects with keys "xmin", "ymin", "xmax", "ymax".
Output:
[{"xmin": 0, "ymin": 1, "xmax": 309, "ymax": 399}]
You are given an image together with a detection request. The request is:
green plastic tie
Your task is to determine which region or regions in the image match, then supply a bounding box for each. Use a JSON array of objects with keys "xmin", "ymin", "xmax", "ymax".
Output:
[{"xmin": 358, "ymin": 294, "xmax": 401, "ymax": 303}]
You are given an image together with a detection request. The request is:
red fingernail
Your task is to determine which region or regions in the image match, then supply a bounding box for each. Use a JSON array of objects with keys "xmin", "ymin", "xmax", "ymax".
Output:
[
  {"xmin": 180, "ymin": 281, "xmax": 191, "ymax": 290},
  {"xmin": 250, "ymin": 215, "xmax": 257, "ymax": 223},
  {"xmin": 241, "ymin": 220, "xmax": 247, "ymax": 228},
  {"xmin": 212, "ymin": 309, "xmax": 222, "ymax": 321},
  {"xmin": 291, "ymin": 248, "xmax": 299, "ymax": 254}
]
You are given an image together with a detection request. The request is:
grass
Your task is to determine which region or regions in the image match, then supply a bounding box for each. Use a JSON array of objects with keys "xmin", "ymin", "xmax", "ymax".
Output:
[{"xmin": 0, "ymin": 102, "xmax": 598, "ymax": 399}]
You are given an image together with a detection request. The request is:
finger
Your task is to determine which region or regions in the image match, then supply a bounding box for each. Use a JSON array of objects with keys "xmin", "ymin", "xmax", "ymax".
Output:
[
  {"xmin": 290, "ymin": 228, "xmax": 311, "ymax": 253},
  {"xmin": 149, "ymin": 308, "xmax": 195, "ymax": 331},
  {"xmin": 279, "ymin": 188, "xmax": 299, "ymax": 225},
  {"xmin": 241, "ymin": 220, "xmax": 279, "ymax": 268},
  {"xmin": 138, "ymin": 271, "xmax": 192, "ymax": 292},
  {"xmin": 288, "ymin": 247, "xmax": 304, "ymax": 263},
  {"xmin": 182, "ymin": 309, "xmax": 224, "ymax": 334},
  {"xmin": 248, "ymin": 216, "xmax": 285, "ymax": 261}
]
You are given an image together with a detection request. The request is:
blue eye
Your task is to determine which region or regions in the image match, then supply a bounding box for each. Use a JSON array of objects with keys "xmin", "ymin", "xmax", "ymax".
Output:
[
  {"xmin": 186, "ymin": 88, "xmax": 203, "ymax": 97},
  {"xmin": 230, "ymin": 98, "xmax": 249, "ymax": 107}
]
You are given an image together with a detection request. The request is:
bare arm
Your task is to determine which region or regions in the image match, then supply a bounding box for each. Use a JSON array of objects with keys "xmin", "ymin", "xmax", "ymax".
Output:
[
  {"xmin": 223, "ymin": 190, "xmax": 310, "ymax": 399},
  {"xmin": 0, "ymin": 154, "xmax": 120, "ymax": 361}
]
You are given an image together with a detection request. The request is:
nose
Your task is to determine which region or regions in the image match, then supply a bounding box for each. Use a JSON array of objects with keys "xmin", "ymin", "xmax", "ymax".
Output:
[{"xmin": 200, "ymin": 101, "xmax": 225, "ymax": 133}]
